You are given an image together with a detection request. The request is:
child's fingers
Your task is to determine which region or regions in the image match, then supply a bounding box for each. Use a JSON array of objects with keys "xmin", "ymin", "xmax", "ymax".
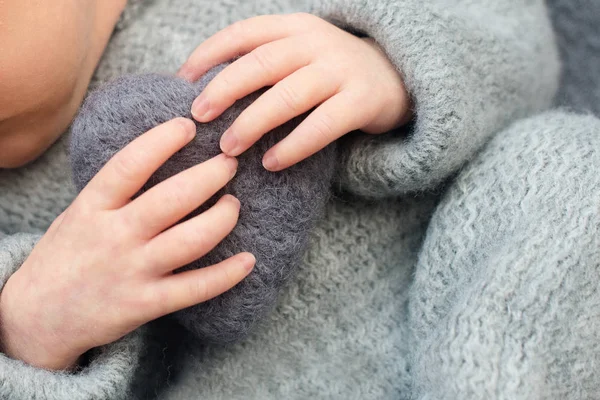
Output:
[
  {"xmin": 142, "ymin": 194, "xmax": 240, "ymax": 274},
  {"xmin": 79, "ymin": 118, "xmax": 196, "ymax": 210},
  {"xmin": 219, "ymin": 66, "xmax": 339, "ymax": 157},
  {"xmin": 191, "ymin": 37, "xmax": 314, "ymax": 122},
  {"xmin": 123, "ymin": 154, "xmax": 237, "ymax": 239},
  {"xmin": 149, "ymin": 252, "xmax": 255, "ymax": 318},
  {"xmin": 262, "ymin": 92, "xmax": 369, "ymax": 171},
  {"xmin": 178, "ymin": 14, "xmax": 303, "ymax": 81}
]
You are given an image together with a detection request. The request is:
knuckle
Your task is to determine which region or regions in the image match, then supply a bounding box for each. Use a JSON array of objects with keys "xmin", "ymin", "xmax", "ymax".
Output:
[
  {"xmin": 275, "ymin": 82, "xmax": 303, "ymax": 113},
  {"xmin": 116, "ymin": 210, "xmax": 140, "ymax": 238},
  {"xmin": 225, "ymin": 20, "xmax": 246, "ymax": 44},
  {"xmin": 182, "ymin": 223, "xmax": 210, "ymax": 250},
  {"xmin": 353, "ymin": 82, "xmax": 373, "ymax": 99},
  {"xmin": 164, "ymin": 178, "xmax": 191, "ymax": 210},
  {"xmin": 250, "ymin": 47, "xmax": 276, "ymax": 76},
  {"xmin": 310, "ymin": 113, "xmax": 337, "ymax": 142},
  {"xmin": 137, "ymin": 286, "xmax": 166, "ymax": 318},
  {"xmin": 211, "ymin": 72, "xmax": 234, "ymax": 95},
  {"xmin": 290, "ymin": 12, "xmax": 319, "ymax": 26},
  {"xmin": 188, "ymin": 278, "xmax": 210, "ymax": 302},
  {"xmin": 313, "ymin": 63, "xmax": 338, "ymax": 87},
  {"xmin": 69, "ymin": 198, "xmax": 93, "ymax": 220},
  {"xmin": 111, "ymin": 152, "xmax": 144, "ymax": 183},
  {"xmin": 348, "ymin": 89, "xmax": 376, "ymax": 121}
]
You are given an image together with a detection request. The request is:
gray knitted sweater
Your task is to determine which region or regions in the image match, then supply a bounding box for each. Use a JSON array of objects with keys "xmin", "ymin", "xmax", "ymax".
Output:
[{"xmin": 1, "ymin": 1, "xmax": 599, "ymax": 399}]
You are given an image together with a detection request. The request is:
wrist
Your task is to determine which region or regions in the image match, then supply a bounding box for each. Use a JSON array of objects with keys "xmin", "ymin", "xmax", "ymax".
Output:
[
  {"xmin": 0, "ymin": 275, "xmax": 82, "ymax": 371},
  {"xmin": 360, "ymin": 37, "xmax": 414, "ymax": 130}
]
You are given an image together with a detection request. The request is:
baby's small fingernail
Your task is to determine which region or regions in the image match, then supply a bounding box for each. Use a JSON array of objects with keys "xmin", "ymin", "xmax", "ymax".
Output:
[
  {"xmin": 222, "ymin": 154, "xmax": 238, "ymax": 178},
  {"xmin": 263, "ymin": 153, "xmax": 279, "ymax": 171},
  {"xmin": 191, "ymin": 95, "xmax": 210, "ymax": 120},
  {"xmin": 177, "ymin": 118, "xmax": 196, "ymax": 139},
  {"xmin": 220, "ymin": 129, "xmax": 239, "ymax": 154},
  {"xmin": 241, "ymin": 253, "xmax": 256, "ymax": 272},
  {"xmin": 223, "ymin": 194, "xmax": 240, "ymax": 209}
]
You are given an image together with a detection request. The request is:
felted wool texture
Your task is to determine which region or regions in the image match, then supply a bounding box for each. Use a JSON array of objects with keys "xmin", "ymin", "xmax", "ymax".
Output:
[
  {"xmin": 70, "ymin": 68, "xmax": 337, "ymax": 344},
  {"xmin": 1, "ymin": 0, "xmax": 594, "ymax": 398}
]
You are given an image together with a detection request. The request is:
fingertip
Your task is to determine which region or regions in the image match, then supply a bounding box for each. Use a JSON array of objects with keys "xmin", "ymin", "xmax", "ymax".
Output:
[
  {"xmin": 219, "ymin": 129, "xmax": 241, "ymax": 155},
  {"xmin": 262, "ymin": 152, "xmax": 281, "ymax": 171},
  {"xmin": 221, "ymin": 194, "xmax": 241, "ymax": 210},
  {"xmin": 173, "ymin": 117, "xmax": 197, "ymax": 139},
  {"xmin": 191, "ymin": 94, "xmax": 212, "ymax": 121},
  {"xmin": 239, "ymin": 252, "xmax": 256, "ymax": 272},
  {"xmin": 216, "ymin": 153, "xmax": 238, "ymax": 178},
  {"xmin": 177, "ymin": 64, "xmax": 197, "ymax": 82}
]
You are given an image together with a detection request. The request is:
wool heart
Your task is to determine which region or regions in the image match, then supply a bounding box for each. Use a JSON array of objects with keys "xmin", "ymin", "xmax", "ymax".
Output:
[{"xmin": 70, "ymin": 67, "xmax": 337, "ymax": 343}]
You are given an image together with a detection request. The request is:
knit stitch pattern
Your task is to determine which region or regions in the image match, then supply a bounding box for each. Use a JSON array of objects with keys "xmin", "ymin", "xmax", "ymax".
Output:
[
  {"xmin": 1, "ymin": 0, "xmax": 598, "ymax": 398},
  {"xmin": 409, "ymin": 111, "xmax": 600, "ymax": 399}
]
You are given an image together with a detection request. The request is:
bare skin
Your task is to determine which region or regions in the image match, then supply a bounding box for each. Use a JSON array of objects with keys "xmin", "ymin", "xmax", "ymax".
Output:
[
  {"xmin": 179, "ymin": 13, "xmax": 413, "ymax": 171},
  {"xmin": 0, "ymin": 119, "xmax": 255, "ymax": 370},
  {"xmin": 0, "ymin": 3, "xmax": 255, "ymax": 371},
  {"xmin": 0, "ymin": 0, "xmax": 126, "ymax": 167},
  {"xmin": 0, "ymin": 9, "xmax": 410, "ymax": 372}
]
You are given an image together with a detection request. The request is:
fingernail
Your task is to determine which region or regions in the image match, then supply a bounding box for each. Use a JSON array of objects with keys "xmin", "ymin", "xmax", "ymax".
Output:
[
  {"xmin": 223, "ymin": 154, "xmax": 238, "ymax": 178},
  {"xmin": 224, "ymin": 194, "xmax": 241, "ymax": 209},
  {"xmin": 177, "ymin": 118, "xmax": 196, "ymax": 139},
  {"xmin": 241, "ymin": 253, "xmax": 256, "ymax": 272},
  {"xmin": 191, "ymin": 95, "xmax": 210, "ymax": 120},
  {"xmin": 220, "ymin": 129, "xmax": 239, "ymax": 154},
  {"xmin": 263, "ymin": 153, "xmax": 279, "ymax": 171}
]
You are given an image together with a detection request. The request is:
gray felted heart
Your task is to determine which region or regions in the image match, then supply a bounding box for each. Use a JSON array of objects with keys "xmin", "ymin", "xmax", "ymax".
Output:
[{"xmin": 70, "ymin": 66, "xmax": 337, "ymax": 343}]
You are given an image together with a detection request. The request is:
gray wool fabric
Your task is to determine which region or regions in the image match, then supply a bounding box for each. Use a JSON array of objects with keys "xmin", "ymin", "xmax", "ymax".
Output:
[
  {"xmin": 547, "ymin": 0, "xmax": 600, "ymax": 115},
  {"xmin": 408, "ymin": 111, "xmax": 600, "ymax": 399},
  {"xmin": 70, "ymin": 71, "xmax": 336, "ymax": 343},
  {"xmin": 0, "ymin": 0, "xmax": 599, "ymax": 399}
]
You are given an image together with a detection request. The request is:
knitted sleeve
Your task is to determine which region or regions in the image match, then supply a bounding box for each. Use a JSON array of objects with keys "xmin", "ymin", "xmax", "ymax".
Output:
[
  {"xmin": 0, "ymin": 233, "xmax": 146, "ymax": 400},
  {"xmin": 115, "ymin": 0, "xmax": 147, "ymax": 30},
  {"xmin": 308, "ymin": 0, "xmax": 561, "ymax": 196}
]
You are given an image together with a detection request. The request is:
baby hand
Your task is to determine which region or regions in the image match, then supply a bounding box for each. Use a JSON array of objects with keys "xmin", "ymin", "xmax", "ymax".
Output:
[
  {"xmin": 178, "ymin": 13, "xmax": 412, "ymax": 171},
  {"xmin": 0, "ymin": 118, "xmax": 255, "ymax": 370}
]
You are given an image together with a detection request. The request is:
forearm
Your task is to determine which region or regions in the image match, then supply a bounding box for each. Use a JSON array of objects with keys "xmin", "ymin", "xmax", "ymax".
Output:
[{"xmin": 0, "ymin": 0, "xmax": 126, "ymax": 168}]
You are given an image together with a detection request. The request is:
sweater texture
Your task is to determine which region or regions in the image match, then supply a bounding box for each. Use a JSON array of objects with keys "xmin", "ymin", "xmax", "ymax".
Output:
[{"xmin": 0, "ymin": 0, "xmax": 598, "ymax": 399}]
